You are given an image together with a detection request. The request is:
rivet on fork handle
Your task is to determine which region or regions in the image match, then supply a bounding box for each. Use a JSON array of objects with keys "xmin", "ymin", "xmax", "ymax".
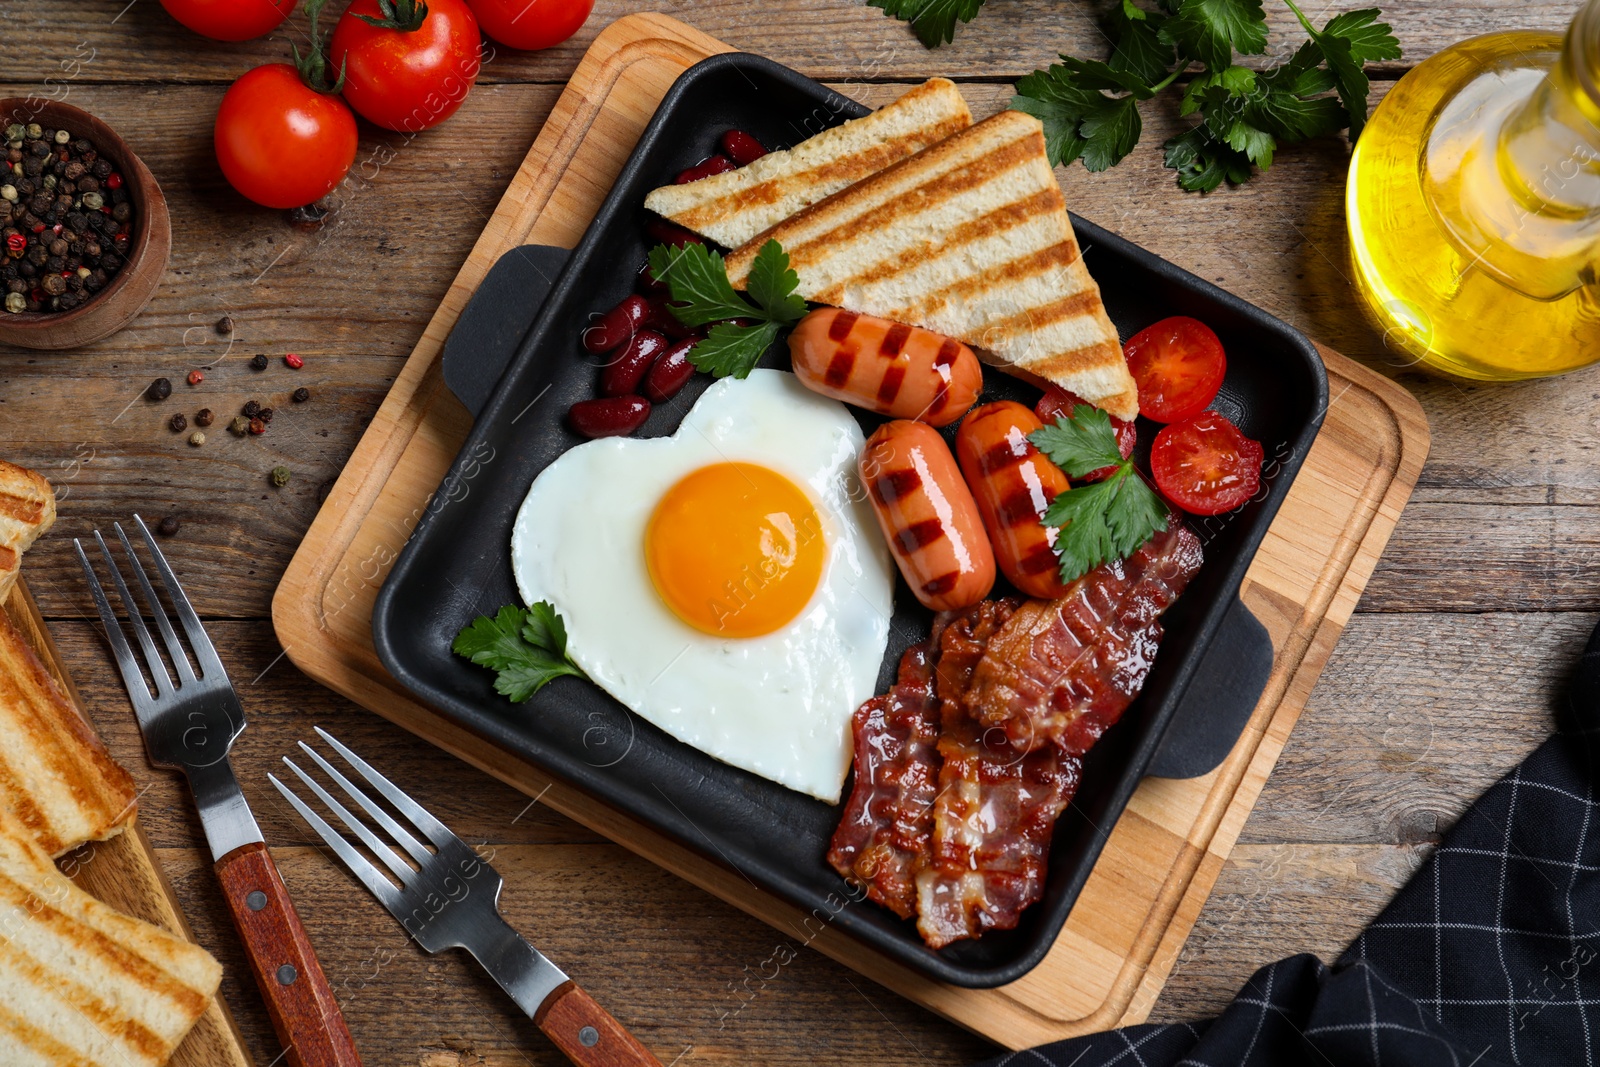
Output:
[{"xmin": 534, "ymin": 982, "xmax": 663, "ymax": 1067}]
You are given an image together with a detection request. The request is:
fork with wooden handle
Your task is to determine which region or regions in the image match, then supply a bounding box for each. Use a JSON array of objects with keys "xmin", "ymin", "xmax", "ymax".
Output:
[
  {"xmin": 76, "ymin": 516, "xmax": 363, "ymax": 1067},
  {"xmin": 270, "ymin": 728, "xmax": 663, "ymax": 1066}
]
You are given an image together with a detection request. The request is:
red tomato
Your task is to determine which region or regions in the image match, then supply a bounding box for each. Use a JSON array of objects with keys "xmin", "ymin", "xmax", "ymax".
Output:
[
  {"xmin": 1034, "ymin": 386, "xmax": 1136, "ymax": 482},
  {"xmin": 331, "ymin": 0, "xmax": 482, "ymax": 133},
  {"xmin": 1150, "ymin": 411, "xmax": 1264, "ymax": 515},
  {"xmin": 215, "ymin": 65, "xmax": 357, "ymax": 209},
  {"xmin": 1123, "ymin": 316, "xmax": 1227, "ymax": 423},
  {"xmin": 159, "ymin": 0, "xmax": 297, "ymax": 40},
  {"xmin": 467, "ymin": 0, "xmax": 592, "ymax": 50}
]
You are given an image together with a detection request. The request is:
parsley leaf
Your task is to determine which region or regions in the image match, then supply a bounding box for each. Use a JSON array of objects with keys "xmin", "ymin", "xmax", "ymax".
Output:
[
  {"xmin": 648, "ymin": 239, "xmax": 807, "ymax": 380},
  {"xmin": 1029, "ymin": 405, "xmax": 1169, "ymax": 583},
  {"xmin": 1005, "ymin": 0, "xmax": 1398, "ymax": 191},
  {"xmin": 453, "ymin": 602, "xmax": 585, "ymax": 703},
  {"xmin": 867, "ymin": 0, "xmax": 986, "ymax": 46}
]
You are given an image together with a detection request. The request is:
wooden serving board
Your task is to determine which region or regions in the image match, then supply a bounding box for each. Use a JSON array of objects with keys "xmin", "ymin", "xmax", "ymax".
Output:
[
  {"xmin": 273, "ymin": 13, "xmax": 1430, "ymax": 1049},
  {"xmin": 5, "ymin": 578, "xmax": 253, "ymax": 1067}
]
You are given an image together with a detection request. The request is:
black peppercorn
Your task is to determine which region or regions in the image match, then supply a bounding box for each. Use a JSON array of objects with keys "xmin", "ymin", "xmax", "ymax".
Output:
[
  {"xmin": 195, "ymin": 408, "xmax": 214, "ymax": 427},
  {"xmin": 146, "ymin": 377, "xmax": 171, "ymax": 401},
  {"xmin": 157, "ymin": 516, "xmax": 180, "ymax": 537},
  {"xmin": 241, "ymin": 400, "xmax": 261, "ymax": 418},
  {"xmin": 292, "ymin": 387, "xmax": 310, "ymax": 403},
  {"xmin": 257, "ymin": 407, "xmax": 273, "ymax": 423},
  {"xmin": 215, "ymin": 314, "xmax": 233, "ymax": 335},
  {"xmin": 250, "ymin": 353, "xmax": 268, "ymax": 371},
  {"xmin": 169, "ymin": 412, "xmax": 188, "ymax": 432}
]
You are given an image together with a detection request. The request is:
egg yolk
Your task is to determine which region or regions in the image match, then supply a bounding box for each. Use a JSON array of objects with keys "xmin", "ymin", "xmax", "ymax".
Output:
[{"xmin": 645, "ymin": 462, "xmax": 826, "ymax": 638}]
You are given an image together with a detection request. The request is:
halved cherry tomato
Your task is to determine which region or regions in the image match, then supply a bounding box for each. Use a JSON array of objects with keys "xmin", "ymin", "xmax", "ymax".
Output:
[
  {"xmin": 1150, "ymin": 411, "xmax": 1264, "ymax": 515},
  {"xmin": 1035, "ymin": 386, "xmax": 1136, "ymax": 483},
  {"xmin": 1124, "ymin": 316, "xmax": 1227, "ymax": 423}
]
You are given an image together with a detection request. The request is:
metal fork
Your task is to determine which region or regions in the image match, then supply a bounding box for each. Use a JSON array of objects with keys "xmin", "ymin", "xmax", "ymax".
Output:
[
  {"xmin": 76, "ymin": 516, "xmax": 363, "ymax": 1067},
  {"xmin": 271, "ymin": 729, "xmax": 662, "ymax": 1067}
]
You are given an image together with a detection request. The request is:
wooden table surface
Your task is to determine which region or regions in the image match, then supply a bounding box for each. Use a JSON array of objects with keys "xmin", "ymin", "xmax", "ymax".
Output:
[{"xmin": 2, "ymin": 2, "xmax": 1584, "ymax": 1063}]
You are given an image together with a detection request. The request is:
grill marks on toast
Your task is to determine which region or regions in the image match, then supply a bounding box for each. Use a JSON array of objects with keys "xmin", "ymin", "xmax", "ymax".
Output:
[
  {"xmin": 724, "ymin": 110, "xmax": 1139, "ymax": 419},
  {"xmin": 643, "ymin": 78, "xmax": 972, "ymax": 252},
  {"xmin": 0, "ymin": 461, "xmax": 54, "ymax": 606},
  {"xmin": 0, "ymin": 809, "xmax": 220, "ymax": 1066},
  {"xmin": 0, "ymin": 611, "xmax": 136, "ymax": 858}
]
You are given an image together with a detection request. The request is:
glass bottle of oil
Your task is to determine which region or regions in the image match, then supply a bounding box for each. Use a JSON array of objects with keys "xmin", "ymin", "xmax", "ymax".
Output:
[{"xmin": 1346, "ymin": 0, "xmax": 1600, "ymax": 379}]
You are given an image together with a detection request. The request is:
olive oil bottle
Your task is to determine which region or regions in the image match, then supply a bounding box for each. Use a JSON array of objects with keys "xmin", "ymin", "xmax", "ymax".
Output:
[{"xmin": 1347, "ymin": 1, "xmax": 1600, "ymax": 379}]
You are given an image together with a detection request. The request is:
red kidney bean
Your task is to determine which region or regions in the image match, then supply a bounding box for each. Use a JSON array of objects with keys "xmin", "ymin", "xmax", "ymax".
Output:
[
  {"xmin": 601, "ymin": 330, "xmax": 668, "ymax": 396},
  {"xmin": 568, "ymin": 395, "xmax": 651, "ymax": 438},
  {"xmin": 643, "ymin": 217, "xmax": 704, "ymax": 248},
  {"xmin": 582, "ymin": 295, "xmax": 650, "ymax": 355},
  {"xmin": 674, "ymin": 155, "xmax": 735, "ymax": 184},
  {"xmin": 720, "ymin": 129, "xmax": 767, "ymax": 166},
  {"xmin": 644, "ymin": 296, "xmax": 698, "ymax": 340},
  {"xmin": 645, "ymin": 339, "xmax": 698, "ymax": 403},
  {"xmin": 636, "ymin": 260, "xmax": 668, "ymax": 295}
]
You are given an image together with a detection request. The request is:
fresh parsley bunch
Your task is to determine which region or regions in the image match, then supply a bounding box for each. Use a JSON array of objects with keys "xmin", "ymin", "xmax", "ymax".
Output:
[
  {"xmin": 870, "ymin": 0, "xmax": 1400, "ymax": 191},
  {"xmin": 1029, "ymin": 405, "xmax": 1169, "ymax": 582},
  {"xmin": 453, "ymin": 602, "xmax": 585, "ymax": 702},
  {"xmin": 647, "ymin": 239, "xmax": 808, "ymax": 379}
]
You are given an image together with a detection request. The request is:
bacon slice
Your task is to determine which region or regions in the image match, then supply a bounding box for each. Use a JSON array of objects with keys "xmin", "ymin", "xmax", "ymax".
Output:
[
  {"xmin": 826, "ymin": 644, "xmax": 941, "ymax": 918},
  {"xmin": 916, "ymin": 601, "xmax": 1082, "ymax": 948},
  {"xmin": 965, "ymin": 524, "xmax": 1204, "ymax": 755}
]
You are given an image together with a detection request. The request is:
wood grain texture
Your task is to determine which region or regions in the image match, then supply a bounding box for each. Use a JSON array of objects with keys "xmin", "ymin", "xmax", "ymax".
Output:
[
  {"xmin": 266, "ymin": 14, "xmax": 1428, "ymax": 1048},
  {"xmin": 533, "ymin": 982, "xmax": 663, "ymax": 1067},
  {"xmin": 4, "ymin": 580, "xmax": 252, "ymax": 1067},
  {"xmin": 215, "ymin": 840, "xmax": 365, "ymax": 1067}
]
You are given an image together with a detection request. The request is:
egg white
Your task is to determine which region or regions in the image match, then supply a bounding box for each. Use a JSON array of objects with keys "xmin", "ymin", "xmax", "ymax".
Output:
[{"xmin": 509, "ymin": 370, "xmax": 894, "ymax": 802}]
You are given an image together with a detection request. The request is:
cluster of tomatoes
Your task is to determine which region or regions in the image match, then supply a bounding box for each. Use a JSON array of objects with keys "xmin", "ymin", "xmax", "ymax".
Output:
[{"xmin": 158, "ymin": 0, "xmax": 592, "ymax": 209}]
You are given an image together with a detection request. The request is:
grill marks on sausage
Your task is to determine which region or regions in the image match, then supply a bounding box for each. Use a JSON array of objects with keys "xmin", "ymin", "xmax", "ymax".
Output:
[
  {"xmin": 896, "ymin": 519, "xmax": 947, "ymax": 554},
  {"xmin": 827, "ymin": 309, "xmax": 859, "ymax": 342},
  {"xmin": 824, "ymin": 348, "xmax": 856, "ymax": 388},
  {"xmin": 877, "ymin": 365, "xmax": 907, "ymax": 405},
  {"xmin": 870, "ymin": 468, "xmax": 922, "ymax": 506}
]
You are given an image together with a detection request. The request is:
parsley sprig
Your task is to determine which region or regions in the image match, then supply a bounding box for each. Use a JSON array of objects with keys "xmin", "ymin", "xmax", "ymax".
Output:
[
  {"xmin": 453, "ymin": 602, "xmax": 585, "ymax": 702},
  {"xmin": 874, "ymin": 0, "xmax": 1399, "ymax": 191},
  {"xmin": 1029, "ymin": 405, "xmax": 1169, "ymax": 583},
  {"xmin": 647, "ymin": 239, "xmax": 808, "ymax": 380}
]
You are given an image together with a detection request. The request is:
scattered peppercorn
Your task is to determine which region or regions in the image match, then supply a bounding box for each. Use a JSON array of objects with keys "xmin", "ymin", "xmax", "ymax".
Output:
[
  {"xmin": 250, "ymin": 353, "xmax": 268, "ymax": 371},
  {"xmin": 146, "ymin": 377, "xmax": 171, "ymax": 401},
  {"xmin": 168, "ymin": 412, "xmax": 188, "ymax": 432},
  {"xmin": 186, "ymin": 369, "xmax": 204, "ymax": 386},
  {"xmin": 188, "ymin": 430, "xmax": 205, "ymax": 446},
  {"xmin": 285, "ymin": 203, "xmax": 329, "ymax": 230},
  {"xmin": 270, "ymin": 466, "xmax": 291, "ymax": 488},
  {"xmin": 292, "ymin": 387, "xmax": 310, "ymax": 403},
  {"xmin": 257, "ymin": 406, "xmax": 273, "ymax": 423},
  {"xmin": 241, "ymin": 399, "xmax": 261, "ymax": 418},
  {"xmin": 248, "ymin": 417, "xmax": 266, "ymax": 435},
  {"xmin": 215, "ymin": 315, "xmax": 232, "ymax": 335},
  {"xmin": 229, "ymin": 416, "xmax": 250, "ymax": 436},
  {"xmin": 0, "ymin": 124, "xmax": 134, "ymax": 313},
  {"xmin": 195, "ymin": 408, "xmax": 214, "ymax": 427},
  {"xmin": 284, "ymin": 353, "xmax": 304, "ymax": 369},
  {"xmin": 157, "ymin": 516, "xmax": 180, "ymax": 536}
]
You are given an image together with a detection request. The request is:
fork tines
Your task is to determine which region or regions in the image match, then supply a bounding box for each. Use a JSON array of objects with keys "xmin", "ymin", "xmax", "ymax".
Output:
[
  {"xmin": 270, "ymin": 728, "xmax": 464, "ymax": 911},
  {"xmin": 74, "ymin": 514, "xmax": 225, "ymax": 709}
]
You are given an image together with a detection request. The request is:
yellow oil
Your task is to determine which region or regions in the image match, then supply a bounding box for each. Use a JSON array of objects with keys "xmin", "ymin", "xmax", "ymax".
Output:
[{"xmin": 1347, "ymin": 26, "xmax": 1600, "ymax": 379}]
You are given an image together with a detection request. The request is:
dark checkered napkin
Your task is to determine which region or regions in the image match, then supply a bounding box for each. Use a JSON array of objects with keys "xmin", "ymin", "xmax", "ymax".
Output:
[{"xmin": 974, "ymin": 621, "xmax": 1600, "ymax": 1067}]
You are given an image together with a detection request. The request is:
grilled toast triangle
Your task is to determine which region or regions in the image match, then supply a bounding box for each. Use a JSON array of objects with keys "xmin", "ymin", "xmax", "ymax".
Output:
[
  {"xmin": 0, "ymin": 460, "xmax": 54, "ymax": 607},
  {"xmin": 0, "ymin": 803, "xmax": 220, "ymax": 1067},
  {"xmin": 724, "ymin": 109, "xmax": 1139, "ymax": 419},
  {"xmin": 643, "ymin": 78, "xmax": 972, "ymax": 252}
]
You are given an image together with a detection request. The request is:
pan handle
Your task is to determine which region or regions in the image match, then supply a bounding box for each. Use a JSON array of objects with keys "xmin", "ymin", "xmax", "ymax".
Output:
[
  {"xmin": 1146, "ymin": 596, "xmax": 1274, "ymax": 779},
  {"xmin": 442, "ymin": 244, "xmax": 573, "ymax": 419}
]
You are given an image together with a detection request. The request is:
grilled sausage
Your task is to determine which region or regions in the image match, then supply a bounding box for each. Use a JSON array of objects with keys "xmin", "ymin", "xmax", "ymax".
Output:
[
  {"xmin": 956, "ymin": 401, "xmax": 1072, "ymax": 599},
  {"xmin": 860, "ymin": 420, "xmax": 995, "ymax": 611},
  {"xmin": 790, "ymin": 308, "xmax": 982, "ymax": 426}
]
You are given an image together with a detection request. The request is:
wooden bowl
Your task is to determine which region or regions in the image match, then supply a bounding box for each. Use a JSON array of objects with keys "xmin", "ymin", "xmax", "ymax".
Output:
[{"xmin": 0, "ymin": 99, "xmax": 171, "ymax": 350}]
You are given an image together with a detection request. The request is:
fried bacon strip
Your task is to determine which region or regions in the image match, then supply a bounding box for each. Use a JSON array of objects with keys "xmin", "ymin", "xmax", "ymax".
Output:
[
  {"xmin": 966, "ymin": 525, "xmax": 1204, "ymax": 755},
  {"xmin": 916, "ymin": 601, "xmax": 1081, "ymax": 948},
  {"xmin": 826, "ymin": 644, "xmax": 941, "ymax": 918}
]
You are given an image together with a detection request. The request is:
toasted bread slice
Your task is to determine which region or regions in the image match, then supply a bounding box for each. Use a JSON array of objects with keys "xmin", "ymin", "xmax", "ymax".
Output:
[
  {"xmin": 0, "ymin": 608, "xmax": 137, "ymax": 858},
  {"xmin": 725, "ymin": 110, "xmax": 1139, "ymax": 419},
  {"xmin": 0, "ymin": 803, "xmax": 220, "ymax": 1066},
  {"xmin": 643, "ymin": 78, "xmax": 971, "ymax": 252},
  {"xmin": 0, "ymin": 461, "xmax": 54, "ymax": 607}
]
